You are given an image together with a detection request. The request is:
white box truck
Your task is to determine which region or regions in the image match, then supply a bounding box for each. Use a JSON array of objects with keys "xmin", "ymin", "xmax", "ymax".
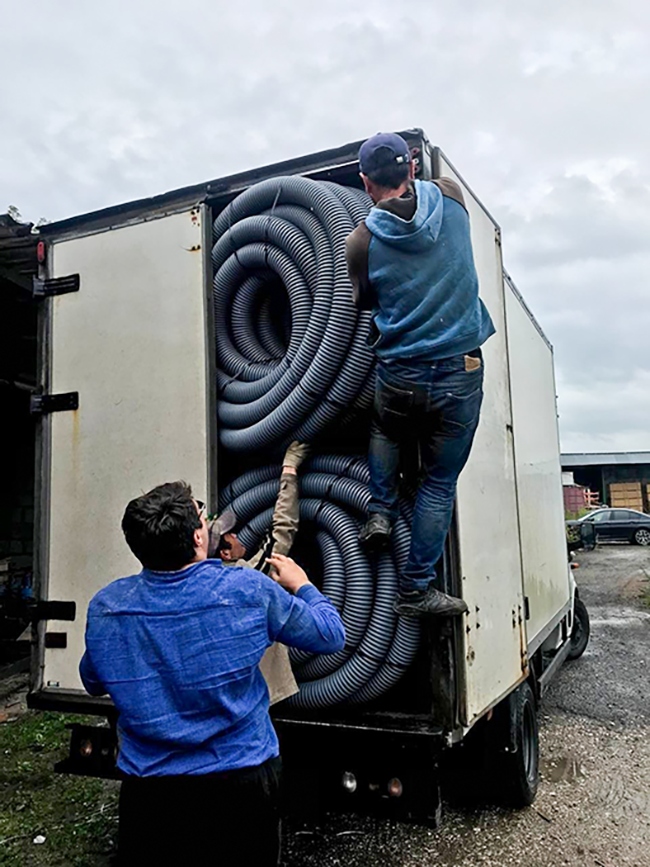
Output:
[{"xmin": 25, "ymin": 129, "xmax": 588, "ymax": 822}]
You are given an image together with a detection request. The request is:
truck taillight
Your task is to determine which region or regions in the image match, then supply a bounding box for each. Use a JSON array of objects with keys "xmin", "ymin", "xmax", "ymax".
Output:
[
  {"xmin": 387, "ymin": 778, "xmax": 403, "ymax": 798},
  {"xmin": 37, "ymin": 240, "xmax": 46, "ymax": 264},
  {"xmin": 341, "ymin": 771, "xmax": 357, "ymax": 793}
]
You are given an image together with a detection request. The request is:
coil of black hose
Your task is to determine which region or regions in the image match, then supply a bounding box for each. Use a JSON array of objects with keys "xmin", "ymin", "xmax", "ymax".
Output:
[
  {"xmin": 213, "ymin": 176, "xmax": 375, "ymax": 453},
  {"xmin": 218, "ymin": 456, "xmax": 421, "ymax": 709}
]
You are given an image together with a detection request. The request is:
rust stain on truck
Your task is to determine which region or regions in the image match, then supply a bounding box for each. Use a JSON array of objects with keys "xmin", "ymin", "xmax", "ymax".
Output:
[{"xmin": 518, "ymin": 604, "xmax": 529, "ymax": 674}]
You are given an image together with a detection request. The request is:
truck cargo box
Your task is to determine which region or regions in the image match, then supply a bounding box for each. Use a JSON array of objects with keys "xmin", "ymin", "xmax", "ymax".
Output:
[{"xmin": 26, "ymin": 129, "xmax": 577, "ymax": 818}]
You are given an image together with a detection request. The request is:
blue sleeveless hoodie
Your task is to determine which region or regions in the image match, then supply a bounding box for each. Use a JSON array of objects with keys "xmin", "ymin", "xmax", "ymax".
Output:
[{"xmin": 366, "ymin": 179, "xmax": 495, "ymax": 361}]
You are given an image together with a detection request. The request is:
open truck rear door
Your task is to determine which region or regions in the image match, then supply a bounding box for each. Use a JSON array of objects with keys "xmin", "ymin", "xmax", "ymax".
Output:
[{"xmin": 31, "ymin": 205, "xmax": 214, "ymax": 702}]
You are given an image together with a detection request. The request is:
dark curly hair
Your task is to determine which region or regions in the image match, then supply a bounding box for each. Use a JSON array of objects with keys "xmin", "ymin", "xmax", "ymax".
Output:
[{"xmin": 121, "ymin": 481, "xmax": 201, "ymax": 571}]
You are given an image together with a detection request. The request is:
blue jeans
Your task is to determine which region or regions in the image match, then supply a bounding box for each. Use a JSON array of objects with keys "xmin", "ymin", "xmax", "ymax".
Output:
[{"xmin": 368, "ymin": 354, "xmax": 484, "ymax": 595}]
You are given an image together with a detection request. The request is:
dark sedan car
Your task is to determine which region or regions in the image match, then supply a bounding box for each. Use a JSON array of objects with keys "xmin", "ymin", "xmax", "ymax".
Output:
[{"xmin": 568, "ymin": 508, "xmax": 650, "ymax": 546}]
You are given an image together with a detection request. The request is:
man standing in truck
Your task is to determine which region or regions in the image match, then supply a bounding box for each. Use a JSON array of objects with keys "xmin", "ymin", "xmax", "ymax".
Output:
[
  {"xmin": 347, "ymin": 132, "xmax": 495, "ymax": 619},
  {"xmin": 79, "ymin": 481, "xmax": 344, "ymax": 866},
  {"xmin": 213, "ymin": 440, "xmax": 309, "ymax": 705}
]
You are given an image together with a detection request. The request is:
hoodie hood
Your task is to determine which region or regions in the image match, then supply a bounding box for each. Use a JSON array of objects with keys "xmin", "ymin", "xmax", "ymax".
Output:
[{"xmin": 365, "ymin": 179, "xmax": 443, "ymax": 253}]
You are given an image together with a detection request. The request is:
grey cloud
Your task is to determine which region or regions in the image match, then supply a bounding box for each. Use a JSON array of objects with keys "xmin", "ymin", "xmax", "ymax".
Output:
[
  {"xmin": 2, "ymin": 0, "xmax": 649, "ymax": 450},
  {"xmin": 505, "ymin": 172, "xmax": 650, "ymax": 267},
  {"xmin": 557, "ymin": 369, "xmax": 650, "ymax": 452}
]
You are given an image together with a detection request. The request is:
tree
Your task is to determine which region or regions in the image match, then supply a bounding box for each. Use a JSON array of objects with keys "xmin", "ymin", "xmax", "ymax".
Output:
[{"xmin": 6, "ymin": 205, "xmax": 23, "ymax": 223}]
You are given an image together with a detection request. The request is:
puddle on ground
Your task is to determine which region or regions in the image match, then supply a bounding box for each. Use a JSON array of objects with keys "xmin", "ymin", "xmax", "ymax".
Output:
[{"xmin": 540, "ymin": 755, "xmax": 587, "ymax": 783}]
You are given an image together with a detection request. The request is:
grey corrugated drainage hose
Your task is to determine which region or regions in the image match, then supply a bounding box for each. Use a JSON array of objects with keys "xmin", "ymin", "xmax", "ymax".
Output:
[
  {"xmin": 219, "ymin": 456, "xmax": 421, "ymax": 709},
  {"xmin": 213, "ymin": 176, "xmax": 374, "ymax": 453}
]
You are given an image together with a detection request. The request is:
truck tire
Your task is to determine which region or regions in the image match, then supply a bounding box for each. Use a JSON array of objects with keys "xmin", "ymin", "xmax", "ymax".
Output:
[
  {"xmin": 444, "ymin": 682, "xmax": 539, "ymax": 808},
  {"xmin": 495, "ymin": 682, "xmax": 539, "ymax": 808},
  {"xmin": 567, "ymin": 597, "xmax": 590, "ymax": 660}
]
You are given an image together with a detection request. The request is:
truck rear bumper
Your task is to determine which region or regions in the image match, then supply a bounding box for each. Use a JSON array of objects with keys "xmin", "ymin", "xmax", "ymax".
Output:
[
  {"xmin": 274, "ymin": 713, "xmax": 446, "ymax": 826},
  {"xmin": 27, "ymin": 688, "xmax": 112, "ymax": 714}
]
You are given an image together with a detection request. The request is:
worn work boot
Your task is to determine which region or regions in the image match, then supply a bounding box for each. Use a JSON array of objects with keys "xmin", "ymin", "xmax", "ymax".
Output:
[
  {"xmin": 395, "ymin": 587, "xmax": 469, "ymax": 618},
  {"xmin": 358, "ymin": 513, "xmax": 392, "ymax": 550}
]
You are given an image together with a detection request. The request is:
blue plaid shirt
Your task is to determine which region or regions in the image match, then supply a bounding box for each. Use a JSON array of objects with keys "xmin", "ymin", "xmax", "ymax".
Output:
[{"xmin": 80, "ymin": 559, "xmax": 345, "ymax": 776}]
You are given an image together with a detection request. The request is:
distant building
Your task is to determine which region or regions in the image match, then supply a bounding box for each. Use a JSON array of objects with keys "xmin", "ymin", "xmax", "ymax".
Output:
[
  {"xmin": 561, "ymin": 472, "xmax": 588, "ymax": 514},
  {"xmin": 561, "ymin": 452, "xmax": 650, "ymax": 514},
  {"xmin": 561, "ymin": 471, "xmax": 600, "ymax": 514}
]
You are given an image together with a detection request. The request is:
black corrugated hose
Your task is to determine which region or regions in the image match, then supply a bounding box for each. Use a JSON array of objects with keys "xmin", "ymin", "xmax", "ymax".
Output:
[
  {"xmin": 214, "ymin": 176, "xmax": 420, "ymax": 709},
  {"xmin": 212, "ymin": 176, "xmax": 376, "ymax": 454},
  {"xmin": 219, "ymin": 456, "xmax": 421, "ymax": 709}
]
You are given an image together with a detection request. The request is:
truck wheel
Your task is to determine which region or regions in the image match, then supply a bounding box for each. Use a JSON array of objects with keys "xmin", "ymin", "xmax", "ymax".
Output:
[
  {"xmin": 567, "ymin": 597, "xmax": 590, "ymax": 660},
  {"xmin": 496, "ymin": 682, "xmax": 539, "ymax": 808},
  {"xmin": 633, "ymin": 528, "xmax": 650, "ymax": 546}
]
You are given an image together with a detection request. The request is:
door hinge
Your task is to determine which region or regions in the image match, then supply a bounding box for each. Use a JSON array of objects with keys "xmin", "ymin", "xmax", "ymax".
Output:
[
  {"xmin": 524, "ymin": 596, "xmax": 530, "ymax": 620},
  {"xmin": 30, "ymin": 392, "xmax": 79, "ymax": 415},
  {"xmin": 30, "ymin": 601, "xmax": 76, "ymax": 622},
  {"xmin": 32, "ymin": 274, "xmax": 80, "ymax": 299}
]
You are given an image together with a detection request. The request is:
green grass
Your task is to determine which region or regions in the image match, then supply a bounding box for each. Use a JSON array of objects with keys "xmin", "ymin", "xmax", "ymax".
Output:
[
  {"xmin": 641, "ymin": 590, "xmax": 650, "ymax": 608},
  {"xmin": 638, "ymin": 564, "xmax": 650, "ymax": 609},
  {"xmin": 0, "ymin": 712, "xmax": 118, "ymax": 866},
  {"xmin": 565, "ymin": 508, "xmax": 591, "ymax": 522},
  {"xmin": 640, "ymin": 583, "xmax": 650, "ymax": 609}
]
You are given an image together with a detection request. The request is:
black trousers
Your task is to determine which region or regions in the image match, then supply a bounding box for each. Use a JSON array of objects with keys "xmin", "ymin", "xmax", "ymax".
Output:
[{"xmin": 118, "ymin": 756, "xmax": 282, "ymax": 866}]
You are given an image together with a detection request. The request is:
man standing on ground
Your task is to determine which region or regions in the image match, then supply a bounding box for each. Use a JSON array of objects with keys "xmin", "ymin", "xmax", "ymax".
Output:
[
  {"xmin": 214, "ymin": 440, "xmax": 309, "ymax": 705},
  {"xmin": 347, "ymin": 132, "xmax": 495, "ymax": 619},
  {"xmin": 80, "ymin": 481, "xmax": 344, "ymax": 866}
]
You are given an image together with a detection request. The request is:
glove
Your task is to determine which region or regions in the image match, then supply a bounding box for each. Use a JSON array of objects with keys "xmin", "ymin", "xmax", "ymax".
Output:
[{"xmin": 283, "ymin": 441, "xmax": 310, "ymax": 470}]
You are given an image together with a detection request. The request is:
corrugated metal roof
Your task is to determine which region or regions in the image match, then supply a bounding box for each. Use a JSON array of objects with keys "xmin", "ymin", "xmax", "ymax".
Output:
[{"xmin": 561, "ymin": 452, "xmax": 650, "ymax": 467}]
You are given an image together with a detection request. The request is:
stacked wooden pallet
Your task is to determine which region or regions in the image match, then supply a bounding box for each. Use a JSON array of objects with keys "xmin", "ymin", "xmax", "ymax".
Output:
[{"xmin": 609, "ymin": 481, "xmax": 643, "ymax": 511}]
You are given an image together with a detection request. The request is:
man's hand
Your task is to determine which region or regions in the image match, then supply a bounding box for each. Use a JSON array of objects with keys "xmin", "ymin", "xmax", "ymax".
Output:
[
  {"xmin": 266, "ymin": 554, "xmax": 311, "ymax": 594},
  {"xmin": 282, "ymin": 441, "xmax": 310, "ymax": 474}
]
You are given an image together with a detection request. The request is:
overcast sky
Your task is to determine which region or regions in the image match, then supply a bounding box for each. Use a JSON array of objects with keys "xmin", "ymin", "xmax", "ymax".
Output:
[{"xmin": 2, "ymin": 0, "xmax": 648, "ymax": 453}]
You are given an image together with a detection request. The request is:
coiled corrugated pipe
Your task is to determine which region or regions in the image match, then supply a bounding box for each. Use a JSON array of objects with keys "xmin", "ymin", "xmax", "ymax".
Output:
[
  {"xmin": 219, "ymin": 456, "xmax": 421, "ymax": 709},
  {"xmin": 213, "ymin": 176, "xmax": 374, "ymax": 453}
]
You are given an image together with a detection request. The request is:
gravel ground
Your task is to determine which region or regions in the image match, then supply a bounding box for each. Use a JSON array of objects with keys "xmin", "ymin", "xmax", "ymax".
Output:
[
  {"xmin": 282, "ymin": 545, "xmax": 650, "ymax": 867},
  {"xmin": 0, "ymin": 545, "xmax": 647, "ymax": 865}
]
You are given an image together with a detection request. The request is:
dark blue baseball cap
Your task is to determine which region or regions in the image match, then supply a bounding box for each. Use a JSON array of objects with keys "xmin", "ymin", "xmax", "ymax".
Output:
[{"xmin": 358, "ymin": 132, "xmax": 412, "ymax": 175}]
